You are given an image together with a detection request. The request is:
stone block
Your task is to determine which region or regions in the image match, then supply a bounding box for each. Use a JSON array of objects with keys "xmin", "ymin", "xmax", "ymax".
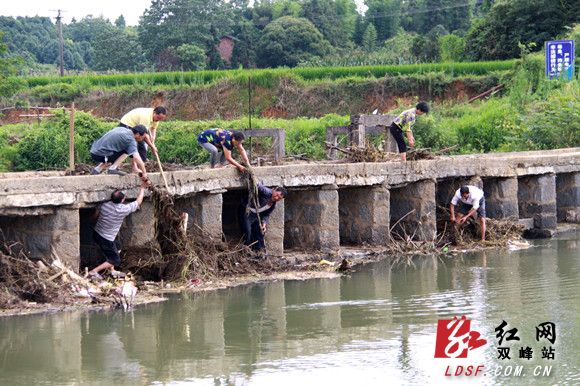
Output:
[
  {"xmin": 518, "ymin": 218, "xmax": 534, "ymax": 230},
  {"xmin": 176, "ymin": 192, "xmax": 224, "ymax": 236},
  {"xmin": 518, "ymin": 174, "xmax": 557, "ymax": 231},
  {"xmin": 339, "ymin": 185, "xmax": 390, "ymax": 245},
  {"xmin": 556, "ymin": 172, "xmax": 580, "ymax": 223},
  {"xmin": 265, "ymin": 201, "xmax": 284, "ymax": 256},
  {"xmin": 391, "ymin": 180, "xmax": 436, "ymax": 241},
  {"xmin": 284, "ymin": 188, "xmax": 339, "ymax": 251},
  {"xmin": 120, "ymin": 200, "xmax": 156, "ymax": 248},
  {"xmin": 482, "ymin": 177, "xmax": 519, "ymax": 219},
  {"xmin": 51, "ymin": 208, "xmax": 80, "ymax": 270}
]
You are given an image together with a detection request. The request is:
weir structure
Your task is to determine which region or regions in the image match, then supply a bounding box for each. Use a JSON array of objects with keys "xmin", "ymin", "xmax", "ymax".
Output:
[{"xmin": 0, "ymin": 149, "xmax": 579, "ymax": 271}]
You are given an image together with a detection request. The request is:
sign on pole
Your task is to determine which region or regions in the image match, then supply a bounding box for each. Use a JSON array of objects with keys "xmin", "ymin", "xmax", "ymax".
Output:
[{"xmin": 545, "ymin": 40, "xmax": 575, "ymax": 80}]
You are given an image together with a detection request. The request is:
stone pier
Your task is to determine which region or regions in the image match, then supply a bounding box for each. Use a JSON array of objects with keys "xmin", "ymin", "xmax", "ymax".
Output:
[
  {"xmin": 264, "ymin": 202, "xmax": 285, "ymax": 256},
  {"xmin": 518, "ymin": 174, "xmax": 557, "ymax": 234},
  {"xmin": 390, "ymin": 180, "xmax": 436, "ymax": 241},
  {"xmin": 339, "ymin": 185, "xmax": 390, "ymax": 245},
  {"xmin": 0, "ymin": 208, "xmax": 80, "ymax": 270},
  {"xmin": 284, "ymin": 186, "xmax": 339, "ymax": 252},
  {"xmin": 175, "ymin": 190, "xmax": 224, "ymax": 236},
  {"xmin": 556, "ymin": 172, "xmax": 580, "ymax": 223},
  {"xmin": 435, "ymin": 176, "xmax": 482, "ymax": 230},
  {"xmin": 482, "ymin": 177, "xmax": 519, "ymax": 219},
  {"xmin": 120, "ymin": 201, "xmax": 156, "ymax": 248}
]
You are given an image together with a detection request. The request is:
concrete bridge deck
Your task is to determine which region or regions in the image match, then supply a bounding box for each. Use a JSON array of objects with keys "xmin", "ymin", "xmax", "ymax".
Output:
[{"xmin": 1, "ymin": 148, "xmax": 579, "ymax": 270}]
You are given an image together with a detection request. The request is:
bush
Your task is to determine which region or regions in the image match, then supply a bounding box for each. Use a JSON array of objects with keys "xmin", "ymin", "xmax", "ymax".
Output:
[
  {"xmin": 29, "ymin": 82, "xmax": 90, "ymax": 103},
  {"xmin": 520, "ymin": 81, "xmax": 580, "ymax": 149},
  {"xmin": 13, "ymin": 110, "xmax": 111, "ymax": 171}
]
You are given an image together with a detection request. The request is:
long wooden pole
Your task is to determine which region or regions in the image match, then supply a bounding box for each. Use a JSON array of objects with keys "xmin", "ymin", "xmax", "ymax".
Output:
[
  {"xmin": 69, "ymin": 102, "xmax": 75, "ymax": 170},
  {"xmin": 154, "ymin": 151, "xmax": 170, "ymax": 192}
]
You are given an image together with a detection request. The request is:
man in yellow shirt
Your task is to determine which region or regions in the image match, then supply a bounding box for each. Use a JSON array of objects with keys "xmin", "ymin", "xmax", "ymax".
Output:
[{"xmin": 119, "ymin": 106, "xmax": 168, "ymax": 167}]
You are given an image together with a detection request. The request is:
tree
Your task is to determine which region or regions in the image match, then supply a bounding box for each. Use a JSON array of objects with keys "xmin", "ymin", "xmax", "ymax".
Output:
[
  {"xmin": 0, "ymin": 31, "xmax": 24, "ymax": 97},
  {"xmin": 412, "ymin": 25, "xmax": 447, "ymax": 62},
  {"xmin": 439, "ymin": 34, "xmax": 465, "ymax": 62},
  {"xmin": 231, "ymin": 19, "xmax": 261, "ymax": 68},
  {"xmin": 362, "ymin": 23, "xmax": 378, "ymax": 51},
  {"xmin": 272, "ymin": 0, "xmax": 302, "ymax": 19},
  {"xmin": 365, "ymin": 0, "xmax": 401, "ymax": 42},
  {"xmin": 256, "ymin": 16, "xmax": 331, "ymax": 67},
  {"xmin": 138, "ymin": 0, "xmax": 235, "ymax": 66},
  {"xmin": 114, "ymin": 15, "xmax": 126, "ymax": 28},
  {"xmin": 465, "ymin": 0, "xmax": 578, "ymax": 60},
  {"xmin": 301, "ymin": 0, "xmax": 355, "ymax": 47},
  {"xmin": 176, "ymin": 44, "xmax": 206, "ymax": 70},
  {"xmin": 92, "ymin": 26, "xmax": 146, "ymax": 71}
]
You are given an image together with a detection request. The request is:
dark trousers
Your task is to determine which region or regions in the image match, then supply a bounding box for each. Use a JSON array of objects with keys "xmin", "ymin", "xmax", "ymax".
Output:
[
  {"xmin": 120, "ymin": 123, "xmax": 148, "ymax": 161},
  {"xmin": 240, "ymin": 210, "xmax": 265, "ymax": 251},
  {"xmin": 91, "ymin": 151, "xmax": 126, "ymax": 164},
  {"xmin": 93, "ymin": 231, "xmax": 122, "ymax": 266},
  {"xmin": 389, "ymin": 123, "xmax": 407, "ymax": 153}
]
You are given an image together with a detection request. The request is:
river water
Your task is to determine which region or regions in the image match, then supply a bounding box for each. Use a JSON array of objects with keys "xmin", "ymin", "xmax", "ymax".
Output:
[{"xmin": 0, "ymin": 232, "xmax": 578, "ymax": 385}]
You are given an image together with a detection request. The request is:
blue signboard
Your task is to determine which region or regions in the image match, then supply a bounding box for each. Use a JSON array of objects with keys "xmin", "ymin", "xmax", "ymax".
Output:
[{"xmin": 545, "ymin": 40, "xmax": 575, "ymax": 80}]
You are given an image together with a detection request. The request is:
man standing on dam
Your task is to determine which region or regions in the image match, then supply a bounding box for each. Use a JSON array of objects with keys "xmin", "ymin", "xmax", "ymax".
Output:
[
  {"xmin": 119, "ymin": 106, "xmax": 168, "ymax": 169},
  {"xmin": 388, "ymin": 101, "xmax": 430, "ymax": 161},
  {"xmin": 450, "ymin": 185, "xmax": 487, "ymax": 241}
]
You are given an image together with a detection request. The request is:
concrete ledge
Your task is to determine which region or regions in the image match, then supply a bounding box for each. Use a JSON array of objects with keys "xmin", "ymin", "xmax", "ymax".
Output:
[{"xmin": 0, "ymin": 149, "xmax": 578, "ymax": 209}]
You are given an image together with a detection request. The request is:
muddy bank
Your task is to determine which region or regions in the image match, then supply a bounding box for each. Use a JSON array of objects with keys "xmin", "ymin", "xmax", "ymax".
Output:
[
  {"xmin": 0, "ymin": 238, "xmax": 531, "ymax": 318},
  {"xmin": 3, "ymin": 75, "xmax": 502, "ymax": 124}
]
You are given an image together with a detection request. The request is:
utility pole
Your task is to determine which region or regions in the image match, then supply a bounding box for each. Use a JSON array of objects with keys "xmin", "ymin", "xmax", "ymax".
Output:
[{"xmin": 53, "ymin": 9, "xmax": 65, "ymax": 76}]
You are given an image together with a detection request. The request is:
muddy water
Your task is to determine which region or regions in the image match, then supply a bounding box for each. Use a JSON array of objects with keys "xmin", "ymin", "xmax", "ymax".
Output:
[{"xmin": 0, "ymin": 233, "xmax": 578, "ymax": 385}]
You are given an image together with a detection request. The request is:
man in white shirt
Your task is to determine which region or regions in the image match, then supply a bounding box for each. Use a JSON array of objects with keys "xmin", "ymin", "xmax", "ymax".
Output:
[{"xmin": 450, "ymin": 185, "xmax": 486, "ymax": 241}]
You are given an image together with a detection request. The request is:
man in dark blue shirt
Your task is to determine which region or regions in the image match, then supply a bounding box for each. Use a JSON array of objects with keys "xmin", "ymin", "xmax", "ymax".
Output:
[
  {"xmin": 197, "ymin": 128, "xmax": 250, "ymax": 173},
  {"xmin": 241, "ymin": 184, "xmax": 287, "ymax": 253}
]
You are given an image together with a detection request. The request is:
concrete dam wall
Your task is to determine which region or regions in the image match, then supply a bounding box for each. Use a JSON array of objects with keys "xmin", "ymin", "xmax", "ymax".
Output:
[{"xmin": 0, "ymin": 148, "xmax": 579, "ymax": 271}]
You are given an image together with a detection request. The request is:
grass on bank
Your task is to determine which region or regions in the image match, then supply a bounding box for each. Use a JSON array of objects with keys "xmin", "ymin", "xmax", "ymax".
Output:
[
  {"xmin": 0, "ymin": 55, "xmax": 577, "ymax": 172},
  {"xmin": 22, "ymin": 60, "xmax": 517, "ymax": 89}
]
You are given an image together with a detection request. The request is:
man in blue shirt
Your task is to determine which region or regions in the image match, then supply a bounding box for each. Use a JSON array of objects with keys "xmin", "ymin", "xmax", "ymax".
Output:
[
  {"xmin": 241, "ymin": 184, "xmax": 287, "ymax": 253},
  {"xmin": 197, "ymin": 128, "xmax": 250, "ymax": 173},
  {"xmin": 90, "ymin": 125, "xmax": 148, "ymax": 177}
]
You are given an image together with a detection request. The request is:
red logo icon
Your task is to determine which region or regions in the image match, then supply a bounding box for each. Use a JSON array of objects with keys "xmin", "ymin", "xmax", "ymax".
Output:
[{"xmin": 435, "ymin": 316, "xmax": 488, "ymax": 358}]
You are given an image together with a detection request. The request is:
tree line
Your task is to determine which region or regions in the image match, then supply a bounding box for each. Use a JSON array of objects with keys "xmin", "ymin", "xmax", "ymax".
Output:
[{"xmin": 0, "ymin": 0, "xmax": 578, "ymax": 74}]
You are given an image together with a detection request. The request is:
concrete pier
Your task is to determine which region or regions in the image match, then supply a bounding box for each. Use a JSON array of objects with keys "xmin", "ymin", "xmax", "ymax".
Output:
[
  {"xmin": 339, "ymin": 184, "xmax": 390, "ymax": 245},
  {"xmin": 556, "ymin": 172, "xmax": 580, "ymax": 223},
  {"xmin": 0, "ymin": 148, "xmax": 578, "ymax": 268},
  {"xmin": 390, "ymin": 180, "xmax": 436, "ymax": 241},
  {"xmin": 518, "ymin": 173, "xmax": 557, "ymax": 232},
  {"xmin": 482, "ymin": 177, "xmax": 519, "ymax": 219},
  {"xmin": 284, "ymin": 185, "xmax": 340, "ymax": 252}
]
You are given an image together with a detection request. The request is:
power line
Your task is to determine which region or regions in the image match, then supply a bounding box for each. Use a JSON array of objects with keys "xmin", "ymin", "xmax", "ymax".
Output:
[{"xmin": 365, "ymin": 2, "xmax": 472, "ymax": 20}]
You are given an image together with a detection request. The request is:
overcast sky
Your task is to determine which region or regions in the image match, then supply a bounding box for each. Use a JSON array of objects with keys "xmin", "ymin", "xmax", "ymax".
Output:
[
  {"xmin": 2, "ymin": 0, "xmax": 158, "ymax": 26},
  {"xmin": 2, "ymin": 0, "xmax": 366, "ymax": 26}
]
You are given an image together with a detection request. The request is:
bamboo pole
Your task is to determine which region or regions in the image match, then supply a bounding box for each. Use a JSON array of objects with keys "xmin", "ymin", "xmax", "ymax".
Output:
[
  {"xmin": 69, "ymin": 102, "xmax": 75, "ymax": 170},
  {"xmin": 154, "ymin": 150, "xmax": 170, "ymax": 192}
]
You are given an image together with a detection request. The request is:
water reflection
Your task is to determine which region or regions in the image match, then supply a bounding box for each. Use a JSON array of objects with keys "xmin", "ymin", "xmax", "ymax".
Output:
[{"xmin": 0, "ymin": 233, "xmax": 578, "ymax": 385}]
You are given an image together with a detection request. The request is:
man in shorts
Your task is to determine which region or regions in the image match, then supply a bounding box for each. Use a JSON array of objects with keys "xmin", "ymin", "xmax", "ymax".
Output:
[
  {"xmin": 87, "ymin": 178, "xmax": 149, "ymax": 279},
  {"xmin": 450, "ymin": 185, "xmax": 487, "ymax": 241}
]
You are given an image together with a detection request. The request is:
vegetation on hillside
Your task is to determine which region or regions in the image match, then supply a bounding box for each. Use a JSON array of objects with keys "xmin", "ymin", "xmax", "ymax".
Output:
[
  {"xmin": 0, "ymin": 54, "xmax": 577, "ymax": 173},
  {"xmin": 0, "ymin": 0, "xmax": 577, "ymax": 77}
]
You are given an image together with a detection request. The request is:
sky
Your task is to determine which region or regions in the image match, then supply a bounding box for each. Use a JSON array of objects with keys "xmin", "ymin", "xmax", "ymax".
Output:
[
  {"xmin": 1, "ymin": 0, "xmax": 156, "ymax": 26},
  {"xmin": 1, "ymin": 0, "xmax": 366, "ymax": 26}
]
